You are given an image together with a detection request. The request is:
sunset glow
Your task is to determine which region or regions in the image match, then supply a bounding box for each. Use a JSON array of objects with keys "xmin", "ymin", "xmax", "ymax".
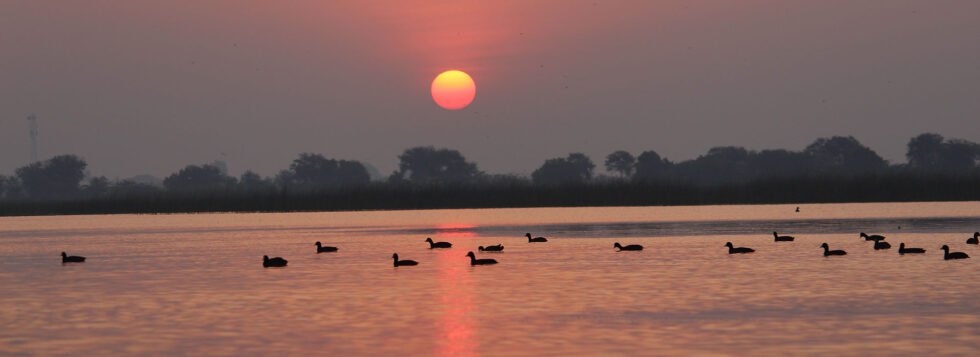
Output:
[{"xmin": 431, "ymin": 70, "xmax": 476, "ymax": 110}]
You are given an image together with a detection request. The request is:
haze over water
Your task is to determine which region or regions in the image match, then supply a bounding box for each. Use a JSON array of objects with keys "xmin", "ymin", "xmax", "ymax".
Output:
[{"xmin": 1, "ymin": 202, "xmax": 979, "ymax": 355}]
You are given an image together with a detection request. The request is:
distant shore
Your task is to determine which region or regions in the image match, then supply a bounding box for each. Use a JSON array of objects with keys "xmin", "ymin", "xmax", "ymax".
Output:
[{"xmin": 2, "ymin": 173, "xmax": 978, "ymax": 217}]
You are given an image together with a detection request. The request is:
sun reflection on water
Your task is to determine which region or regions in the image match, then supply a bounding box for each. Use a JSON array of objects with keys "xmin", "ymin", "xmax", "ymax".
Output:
[{"xmin": 435, "ymin": 249, "xmax": 477, "ymax": 357}]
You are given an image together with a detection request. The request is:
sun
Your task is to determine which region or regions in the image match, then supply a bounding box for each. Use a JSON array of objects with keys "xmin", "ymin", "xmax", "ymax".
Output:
[{"xmin": 431, "ymin": 70, "xmax": 476, "ymax": 110}]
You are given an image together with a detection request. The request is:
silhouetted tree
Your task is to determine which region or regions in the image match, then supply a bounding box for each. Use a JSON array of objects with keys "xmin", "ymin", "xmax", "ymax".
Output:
[
  {"xmin": 391, "ymin": 146, "xmax": 481, "ymax": 184},
  {"xmin": 605, "ymin": 151, "xmax": 635, "ymax": 178},
  {"xmin": 163, "ymin": 164, "xmax": 237, "ymax": 192},
  {"xmin": 0, "ymin": 175, "xmax": 26, "ymax": 199},
  {"xmin": 907, "ymin": 133, "xmax": 979, "ymax": 172},
  {"xmin": 750, "ymin": 149, "xmax": 812, "ymax": 178},
  {"xmin": 110, "ymin": 180, "xmax": 162, "ymax": 197},
  {"xmin": 277, "ymin": 153, "xmax": 369, "ymax": 190},
  {"xmin": 532, "ymin": 153, "xmax": 595, "ymax": 185},
  {"xmin": 15, "ymin": 155, "xmax": 88, "ymax": 199},
  {"xmin": 633, "ymin": 150, "xmax": 673, "ymax": 181},
  {"xmin": 674, "ymin": 146, "xmax": 753, "ymax": 185},
  {"xmin": 804, "ymin": 136, "xmax": 886, "ymax": 174},
  {"xmin": 239, "ymin": 170, "xmax": 275, "ymax": 191},
  {"xmin": 82, "ymin": 176, "xmax": 110, "ymax": 198}
]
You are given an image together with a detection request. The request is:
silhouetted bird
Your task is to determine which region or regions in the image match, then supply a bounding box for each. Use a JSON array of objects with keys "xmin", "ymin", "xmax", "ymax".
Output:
[
  {"xmin": 61, "ymin": 252, "xmax": 85, "ymax": 263},
  {"xmin": 967, "ymin": 232, "xmax": 979, "ymax": 245},
  {"xmin": 263, "ymin": 255, "xmax": 288, "ymax": 267},
  {"xmin": 526, "ymin": 233, "xmax": 548, "ymax": 242},
  {"xmin": 795, "ymin": 207, "xmax": 800, "ymax": 212},
  {"xmin": 940, "ymin": 245, "xmax": 969, "ymax": 260},
  {"xmin": 315, "ymin": 241, "xmax": 338, "ymax": 253},
  {"xmin": 724, "ymin": 242, "xmax": 755, "ymax": 254},
  {"xmin": 478, "ymin": 244, "xmax": 504, "ymax": 252},
  {"xmin": 860, "ymin": 232, "xmax": 885, "ymax": 241},
  {"xmin": 773, "ymin": 232, "xmax": 794, "ymax": 242},
  {"xmin": 392, "ymin": 253, "xmax": 418, "ymax": 267},
  {"xmin": 898, "ymin": 243, "xmax": 925, "ymax": 254},
  {"xmin": 873, "ymin": 240, "xmax": 892, "ymax": 250},
  {"xmin": 820, "ymin": 243, "xmax": 846, "ymax": 256},
  {"xmin": 465, "ymin": 251, "xmax": 498, "ymax": 265},
  {"xmin": 613, "ymin": 242, "xmax": 643, "ymax": 251},
  {"xmin": 425, "ymin": 237, "xmax": 452, "ymax": 248}
]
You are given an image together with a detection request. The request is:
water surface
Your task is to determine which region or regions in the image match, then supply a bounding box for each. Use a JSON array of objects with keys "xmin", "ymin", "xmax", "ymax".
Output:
[{"xmin": 1, "ymin": 202, "xmax": 979, "ymax": 355}]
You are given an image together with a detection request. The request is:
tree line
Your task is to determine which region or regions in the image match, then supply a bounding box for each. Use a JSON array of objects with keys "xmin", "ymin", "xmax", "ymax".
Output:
[{"xmin": 0, "ymin": 133, "xmax": 978, "ymax": 215}]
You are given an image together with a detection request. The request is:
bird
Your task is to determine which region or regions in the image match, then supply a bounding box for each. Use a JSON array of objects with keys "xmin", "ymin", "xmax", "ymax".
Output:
[
  {"xmin": 263, "ymin": 255, "xmax": 287, "ymax": 267},
  {"xmin": 526, "ymin": 233, "xmax": 548, "ymax": 242},
  {"xmin": 873, "ymin": 240, "xmax": 892, "ymax": 250},
  {"xmin": 315, "ymin": 241, "xmax": 338, "ymax": 253},
  {"xmin": 465, "ymin": 251, "xmax": 498, "ymax": 265},
  {"xmin": 613, "ymin": 242, "xmax": 643, "ymax": 251},
  {"xmin": 478, "ymin": 244, "xmax": 504, "ymax": 252},
  {"xmin": 795, "ymin": 207, "xmax": 800, "ymax": 213},
  {"xmin": 820, "ymin": 243, "xmax": 846, "ymax": 256},
  {"xmin": 61, "ymin": 252, "xmax": 85, "ymax": 263},
  {"xmin": 425, "ymin": 237, "xmax": 452, "ymax": 249},
  {"xmin": 860, "ymin": 232, "xmax": 886, "ymax": 241},
  {"xmin": 898, "ymin": 243, "xmax": 925, "ymax": 254},
  {"xmin": 773, "ymin": 232, "xmax": 794, "ymax": 242},
  {"xmin": 940, "ymin": 245, "xmax": 969, "ymax": 260},
  {"xmin": 724, "ymin": 242, "xmax": 755, "ymax": 254},
  {"xmin": 392, "ymin": 253, "xmax": 418, "ymax": 267},
  {"xmin": 967, "ymin": 232, "xmax": 978, "ymax": 245}
]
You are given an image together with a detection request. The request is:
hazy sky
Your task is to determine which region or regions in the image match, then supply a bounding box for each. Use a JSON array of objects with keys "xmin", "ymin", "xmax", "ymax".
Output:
[{"xmin": 2, "ymin": 1, "xmax": 978, "ymax": 179}]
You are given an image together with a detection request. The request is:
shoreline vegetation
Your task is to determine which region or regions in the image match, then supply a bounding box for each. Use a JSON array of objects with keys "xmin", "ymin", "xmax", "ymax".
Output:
[{"xmin": 1, "ymin": 133, "xmax": 978, "ymax": 216}]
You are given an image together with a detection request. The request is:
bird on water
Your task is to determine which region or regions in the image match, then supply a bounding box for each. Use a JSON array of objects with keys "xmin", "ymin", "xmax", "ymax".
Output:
[
  {"xmin": 820, "ymin": 243, "xmax": 846, "ymax": 256},
  {"xmin": 392, "ymin": 253, "xmax": 418, "ymax": 267},
  {"xmin": 465, "ymin": 251, "xmax": 498, "ymax": 265},
  {"xmin": 263, "ymin": 255, "xmax": 287, "ymax": 267},
  {"xmin": 425, "ymin": 237, "xmax": 452, "ymax": 248},
  {"xmin": 526, "ymin": 233, "xmax": 548, "ymax": 242},
  {"xmin": 967, "ymin": 232, "xmax": 979, "ymax": 245},
  {"xmin": 315, "ymin": 241, "xmax": 338, "ymax": 253},
  {"xmin": 614, "ymin": 242, "xmax": 643, "ymax": 251},
  {"xmin": 479, "ymin": 244, "xmax": 504, "ymax": 252},
  {"xmin": 724, "ymin": 242, "xmax": 755, "ymax": 254},
  {"xmin": 860, "ymin": 232, "xmax": 886, "ymax": 241},
  {"xmin": 941, "ymin": 245, "xmax": 969, "ymax": 260},
  {"xmin": 898, "ymin": 243, "xmax": 925, "ymax": 254},
  {"xmin": 61, "ymin": 252, "xmax": 85, "ymax": 263},
  {"xmin": 873, "ymin": 240, "xmax": 892, "ymax": 250},
  {"xmin": 773, "ymin": 232, "xmax": 794, "ymax": 242}
]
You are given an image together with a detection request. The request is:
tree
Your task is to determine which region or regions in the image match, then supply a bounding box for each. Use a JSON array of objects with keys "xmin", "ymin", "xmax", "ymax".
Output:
[
  {"xmin": 633, "ymin": 150, "xmax": 672, "ymax": 181},
  {"xmin": 605, "ymin": 151, "xmax": 635, "ymax": 178},
  {"xmin": 239, "ymin": 170, "xmax": 274, "ymax": 191},
  {"xmin": 82, "ymin": 176, "xmax": 110, "ymax": 198},
  {"xmin": 392, "ymin": 146, "xmax": 481, "ymax": 184},
  {"xmin": 907, "ymin": 133, "xmax": 979, "ymax": 172},
  {"xmin": 0, "ymin": 175, "xmax": 26, "ymax": 199},
  {"xmin": 163, "ymin": 164, "xmax": 237, "ymax": 192},
  {"xmin": 532, "ymin": 153, "xmax": 595, "ymax": 185},
  {"xmin": 15, "ymin": 155, "xmax": 88, "ymax": 199},
  {"xmin": 277, "ymin": 153, "xmax": 370, "ymax": 190},
  {"xmin": 804, "ymin": 136, "xmax": 887, "ymax": 174}
]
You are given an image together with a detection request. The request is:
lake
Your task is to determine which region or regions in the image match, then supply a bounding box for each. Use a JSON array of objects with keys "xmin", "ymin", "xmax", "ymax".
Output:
[{"xmin": 1, "ymin": 202, "xmax": 979, "ymax": 355}]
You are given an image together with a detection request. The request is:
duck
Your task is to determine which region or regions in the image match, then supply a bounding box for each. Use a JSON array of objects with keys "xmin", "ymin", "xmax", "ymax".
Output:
[
  {"xmin": 526, "ymin": 233, "xmax": 548, "ymax": 242},
  {"xmin": 315, "ymin": 241, "xmax": 338, "ymax": 253},
  {"xmin": 478, "ymin": 244, "xmax": 504, "ymax": 252},
  {"xmin": 873, "ymin": 240, "xmax": 892, "ymax": 250},
  {"xmin": 614, "ymin": 242, "xmax": 643, "ymax": 251},
  {"xmin": 724, "ymin": 242, "xmax": 755, "ymax": 254},
  {"xmin": 425, "ymin": 237, "xmax": 452, "ymax": 249},
  {"xmin": 941, "ymin": 245, "xmax": 969, "ymax": 260},
  {"xmin": 465, "ymin": 251, "xmax": 498, "ymax": 265},
  {"xmin": 263, "ymin": 255, "xmax": 288, "ymax": 267},
  {"xmin": 967, "ymin": 232, "xmax": 978, "ymax": 245},
  {"xmin": 61, "ymin": 252, "xmax": 86, "ymax": 263},
  {"xmin": 820, "ymin": 243, "xmax": 846, "ymax": 256},
  {"xmin": 898, "ymin": 243, "xmax": 925, "ymax": 254},
  {"xmin": 773, "ymin": 232, "xmax": 794, "ymax": 242},
  {"xmin": 392, "ymin": 253, "xmax": 418, "ymax": 267},
  {"xmin": 860, "ymin": 232, "xmax": 885, "ymax": 241}
]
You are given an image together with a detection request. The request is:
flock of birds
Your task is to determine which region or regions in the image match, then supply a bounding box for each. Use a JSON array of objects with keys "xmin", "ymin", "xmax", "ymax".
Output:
[{"xmin": 60, "ymin": 231, "xmax": 979, "ymax": 267}]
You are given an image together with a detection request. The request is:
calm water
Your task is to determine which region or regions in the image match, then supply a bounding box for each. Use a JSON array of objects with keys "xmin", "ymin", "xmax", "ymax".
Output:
[{"xmin": 1, "ymin": 202, "xmax": 979, "ymax": 356}]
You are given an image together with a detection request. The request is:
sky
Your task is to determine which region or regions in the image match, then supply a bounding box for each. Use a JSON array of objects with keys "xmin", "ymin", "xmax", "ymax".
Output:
[{"xmin": 2, "ymin": 1, "xmax": 978, "ymax": 180}]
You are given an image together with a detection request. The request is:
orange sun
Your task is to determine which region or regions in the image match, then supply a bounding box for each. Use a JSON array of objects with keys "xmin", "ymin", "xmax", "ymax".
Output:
[{"xmin": 431, "ymin": 70, "xmax": 476, "ymax": 110}]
